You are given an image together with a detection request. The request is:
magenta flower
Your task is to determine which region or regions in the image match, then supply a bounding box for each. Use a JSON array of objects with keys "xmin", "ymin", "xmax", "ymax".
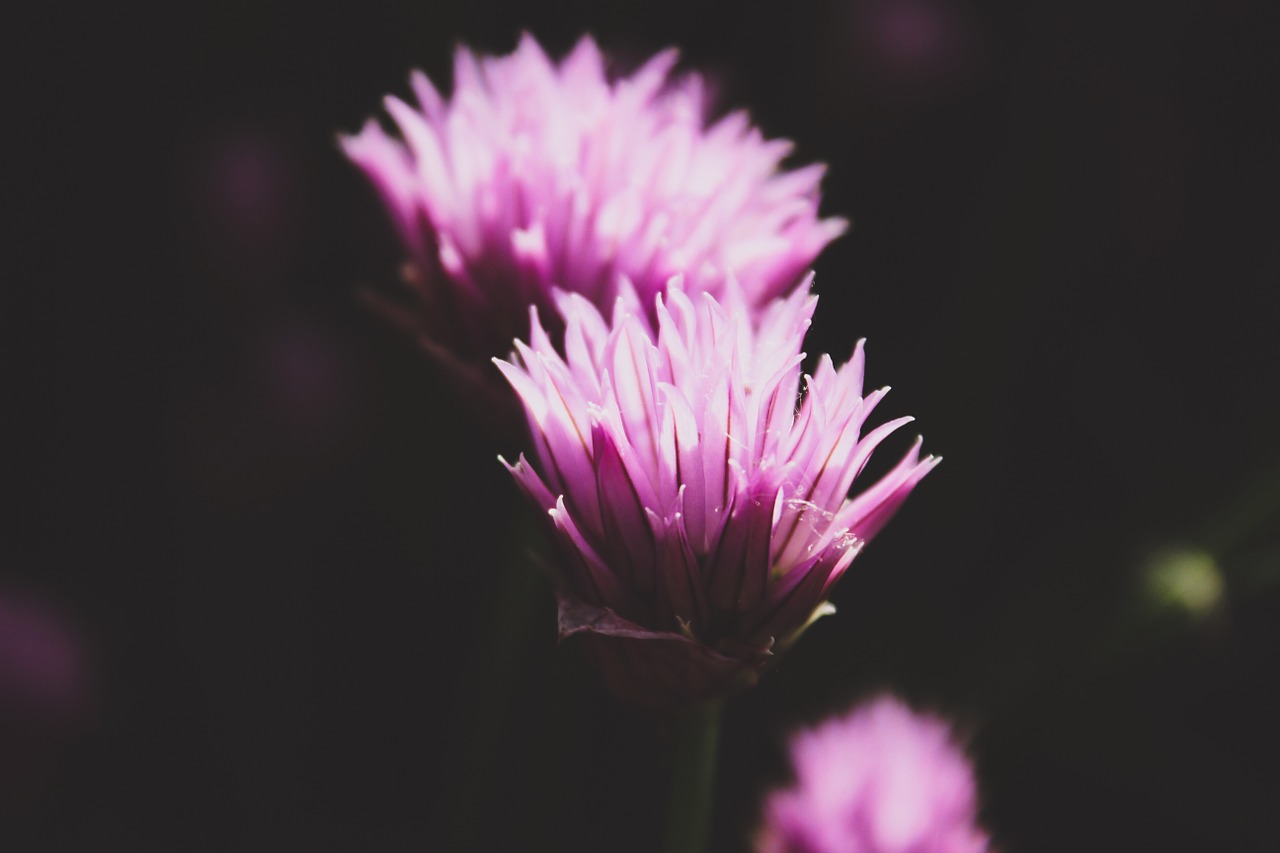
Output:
[
  {"xmin": 342, "ymin": 34, "xmax": 845, "ymax": 367},
  {"xmin": 496, "ymin": 276, "xmax": 937, "ymax": 707},
  {"xmin": 758, "ymin": 697, "xmax": 990, "ymax": 853}
]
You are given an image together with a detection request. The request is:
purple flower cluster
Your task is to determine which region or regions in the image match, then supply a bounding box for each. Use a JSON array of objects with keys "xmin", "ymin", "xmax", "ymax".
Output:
[
  {"xmin": 496, "ymin": 277, "xmax": 936, "ymax": 706},
  {"xmin": 349, "ymin": 34, "xmax": 936, "ymax": 706},
  {"xmin": 343, "ymin": 34, "xmax": 844, "ymax": 365},
  {"xmin": 346, "ymin": 29, "xmax": 969, "ymax": 852}
]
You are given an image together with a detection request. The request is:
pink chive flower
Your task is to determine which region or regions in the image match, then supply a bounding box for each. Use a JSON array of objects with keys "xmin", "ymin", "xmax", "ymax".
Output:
[
  {"xmin": 758, "ymin": 697, "xmax": 990, "ymax": 853},
  {"xmin": 495, "ymin": 276, "xmax": 937, "ymax": 708},
  {"xmin": 341, "ymin": 34, "xmax": 845, "ymax": 367}
]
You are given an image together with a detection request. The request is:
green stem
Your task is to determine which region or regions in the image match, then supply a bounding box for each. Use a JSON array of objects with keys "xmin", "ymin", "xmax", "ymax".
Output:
[
  {"xmin": 662, "ymin": 700, "xmax": 723, "ymax": 853},
  {"xmin": 445, "ymin": 514, "xmax": 547, "ymax": 852}
]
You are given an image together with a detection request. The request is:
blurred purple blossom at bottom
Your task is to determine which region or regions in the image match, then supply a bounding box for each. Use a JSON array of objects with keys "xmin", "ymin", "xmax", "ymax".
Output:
[{"xmin": 758, "ymin": 696, "xmax": 989, "ymax": 853}]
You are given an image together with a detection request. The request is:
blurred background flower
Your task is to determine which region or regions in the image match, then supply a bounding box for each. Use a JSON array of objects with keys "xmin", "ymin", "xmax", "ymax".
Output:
[
  {"xmin": 343, "ymin": 33, "xmax": 843, "ymax": 375},
  {"xmin": 757, "ymin": 696, "xmax": 987, "ymax": 853},
  {"xmin": 9, "ymin": 0, "xmax": 1280, "ymax": 850},
  {"xmin": 0, "ymin": 586, "xmax": 94, "ymax": 826}
]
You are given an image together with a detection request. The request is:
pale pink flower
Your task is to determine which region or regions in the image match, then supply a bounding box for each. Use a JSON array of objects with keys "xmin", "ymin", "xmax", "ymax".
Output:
[
  {"xmin": 759, "ymin": 697, "xmax": 990, "ymax": 853},
  {"xmin": 495, "ymin": 276, "xmax": 936, "ymax": 707},
  {"xmin": 342, "ymin": 34, "xmax": 845, "ymax": 366}
]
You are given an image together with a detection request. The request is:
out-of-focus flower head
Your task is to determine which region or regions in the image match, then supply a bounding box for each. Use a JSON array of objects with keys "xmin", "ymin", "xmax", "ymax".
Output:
[
  {"xmin": 758, "ymin": 696, "xmax": 989, "ymax": 853},
  {"xmin": 0, "ymin": 586, "xmax": 94, "ymax": 819},
  {"xmin": 496, "ymin": 275, "xmax": 936, "ymax": 708},
  {"xmin": 342, "ymin": 33, "xmax": 845, "ymax": 370},
  {"xmin": 0, "ymin": 589, "xmax": 90, "ymax": 725}
]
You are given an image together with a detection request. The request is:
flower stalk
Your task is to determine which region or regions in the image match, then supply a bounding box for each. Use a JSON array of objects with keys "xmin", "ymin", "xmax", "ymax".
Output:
[
  {"xmin": 662, "ymin": 699, "xmax": 723, "ymax": 853},
  {"xmin": 445, "ymin": 512, "xmax": 549, "ymax": 852}
]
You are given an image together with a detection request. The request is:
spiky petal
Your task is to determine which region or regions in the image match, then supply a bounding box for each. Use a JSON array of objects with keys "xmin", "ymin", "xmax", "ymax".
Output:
[{"xmin": 496, "ymin": 275, "xmax": 937, "ymax": 707}]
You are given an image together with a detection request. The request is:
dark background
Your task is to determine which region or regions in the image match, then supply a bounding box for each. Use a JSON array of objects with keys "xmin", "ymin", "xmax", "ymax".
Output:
[{"xmin": 7, "ymin": 0, "xmax": 1280, "ymax": 850}]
